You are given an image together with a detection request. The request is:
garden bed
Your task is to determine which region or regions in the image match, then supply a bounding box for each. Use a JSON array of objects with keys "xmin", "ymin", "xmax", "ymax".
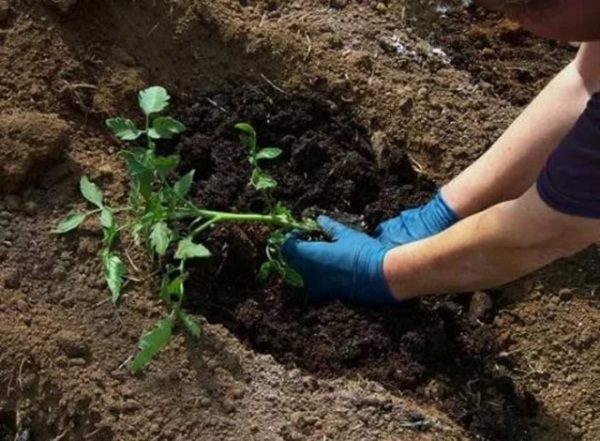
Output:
[
  {"xmin": 0, "ymin": 1, "xmax": 598, "ymax": 441},
  {"xmin": 175, "ymin": 87, "xmax": 535, "ymax": 440}
]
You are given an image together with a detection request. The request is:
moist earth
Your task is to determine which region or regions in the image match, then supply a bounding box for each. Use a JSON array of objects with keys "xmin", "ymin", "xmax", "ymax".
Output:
[
  {"xmin": 0, "ymin": 0, "xmax": 598, "ymax": 440},
  {"xmin": 175, "ymin": 87, "xmax": 535, "ymax": 441}
]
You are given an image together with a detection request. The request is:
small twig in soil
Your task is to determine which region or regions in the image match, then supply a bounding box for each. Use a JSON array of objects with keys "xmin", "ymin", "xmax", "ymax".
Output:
[
  {"xmin": 113, "ymin": 309, "xmax": 126, "ymax": 329},
  {"xmin": 59, "ymin": 80, "xmax": 97, "ymax": 116},
  {"xmin": 205, "ymin": 97, "xmax": 228, "ymax": 113},
  {"xmin": 259, "ymin": 12, "xmax": 266, "ymax": 27},
  {"xmin": 214, "ymin": 243, "xmax": 229, "ymax": 277},
  {"xmin": 17, "ymin": 357, "xmax": 26, "ymax": 390},
  {"xmin": 50, "ymin": 429, "xmax": 69, "ymax": 441},
  {"xmin": 125, "ymin": 269, "xmax": 160, "ymax": 284},
  {"xmin": 407, "ymin": 154, "xmax": 426, "ymax": 175},
  {"xmin": 124, "ymin": 248, "xmax": 142, "ymax": 274},
  {"xmin": 399, "ymin": 418, "xmax": 440, "ymax": 430},
  {"xmin": 304, "ymin": 33, "xmax": 312, "ymax": 61},
  {"xmin": 83, "ymin": 427, "xmax": 103, "ymax": 439},
  {"xmin": 92, "ymin": 297, "xmax": 111, "ymax": 309},
  {"xmin": 260, "ymin": 73, "xmax": 288, "ymax": 95},
  {"xmin": 118, "ymin": 355, "xmax": 134, "ymax": 370},
  {"xmin": 147, "ymin": 22, "xmax": 160, "ymax": 36}
]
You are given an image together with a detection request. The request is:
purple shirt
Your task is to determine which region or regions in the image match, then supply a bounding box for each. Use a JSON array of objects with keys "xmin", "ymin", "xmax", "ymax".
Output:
[{"xmin": 537, "ymin": 93, "xmax": 600, "ymax": 218}]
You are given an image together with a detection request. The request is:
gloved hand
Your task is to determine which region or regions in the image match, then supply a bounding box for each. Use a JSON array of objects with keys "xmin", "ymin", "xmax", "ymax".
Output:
[
  {"xmin": 282, "ymin": 216, "xmax": 396, "ymax": 304},
  {"xmin": 374, "ymin": 192, "xmax": 458, "ymax": 248}
]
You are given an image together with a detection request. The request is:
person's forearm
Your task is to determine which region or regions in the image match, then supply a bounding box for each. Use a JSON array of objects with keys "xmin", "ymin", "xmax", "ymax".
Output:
[
  {"xmin": 442, "ymin": 43, "xmax": 600, "ymax": 218},
  {"xmin": 383, "ymin": 188, "xmax": 599, "ymax": 300}
]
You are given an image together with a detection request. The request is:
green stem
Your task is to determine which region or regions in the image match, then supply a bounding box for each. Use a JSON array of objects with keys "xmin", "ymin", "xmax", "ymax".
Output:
[
  {"xmin": 170, "ymin": 208, "xmax": 311, "ymax": 231},
  {"xmin": 190, "ymin": 217, "xmax": 222, "ymax": 237}
]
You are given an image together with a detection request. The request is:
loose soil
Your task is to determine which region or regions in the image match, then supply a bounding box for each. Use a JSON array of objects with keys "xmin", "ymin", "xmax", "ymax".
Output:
[
  {"xmin": 0, "ymin": 0, "xmax": 598, "ymax": 441},
  {"xmin": 174, "ymin": 87, "xmax": 533, "ymax": 441},
  {"xmin": 405, "ymin": 0, "xmax": 574, "ymax": 106}
]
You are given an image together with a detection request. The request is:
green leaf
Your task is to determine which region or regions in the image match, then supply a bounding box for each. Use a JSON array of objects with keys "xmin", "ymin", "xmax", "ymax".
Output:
[
  {"xmin": 100, "ymin": 207, "xmax": 114, "ymax": 229},
  {"xmin": 105, "ymin": 118, "xmax": 141, "ymax": 141},
  {"xmin": 257, "ymin": 261, "xmax": 275, "ymax": 283},
  {"xmin": 148, "ymin": 117, "xmax": 186, "ymax": 140},
  {"xmin": 252, "ymin": 170, "xmax": 277, "ymax": 191},
  {"xmin": 80, "ymin": 176, "xmax": 103, "ymax": 208},
  {"xmin": 267, "ymin": 229, "xmax": 287, "ymax": 246},
  {"xmin": 120, "ymin": 145, "xmax": 157, "ymax": 199},
  {"xmin": 282, "ymin": 266, "xmax": 304, "ymax": 288},
  {"xmin": 175, "ymin": 238, "xmax": 211, "ymax": 260},
  {"xmin": 173, "ymin": 170, "xmax": 195, "ymax": 197},
  {"xmin": 152, "ymin": 155, "xmax": 180, "ymax": 177},
  {"xmin": 131, "ymin": 317, "xmax": 173, "ymax": 373},
  {"xmin": 103, "ymin": 225, "xmax": 118, "ymax": 249},
  {"xmin": 273, "ymin": 203, "xmax": 292, "ymax": 218},
  {"xmin": 160, "ymin": 274, "xmax": 185, "ymax": 303},
  {"xmin": 234, "ymin": 122, "xmax": 256, "ymax": 138},
  {"xmin": 103, "ymin": 253, "xmax": 125, "ymax": 303},
  {"xmin": 159, "ymin": 275, "xmax": 170, "ymax": 303},
  {"xmin": 256, "ymin": 147, "xmax": 282, "ymax": 160},
  {"xmin": 53, "ymin": 212, "xmax": 86, "ymax": 234},
  {"xmin": 138, "ymin": 86, "xmax": 170, "ymax": 116},
  {"xmin": 178, "ymin": 310, "xmax": 202, "ymax": 340},
  {"xmin": 235, "ymin": 122, "xmax": 257, "ymax": 151},
  {"xmin": 168, "ymin": 275, "xmax": 185, "ymax": 301},
  {"xmin": 150, "ymin": 222, "xmax": 173, "ymax": 257}
]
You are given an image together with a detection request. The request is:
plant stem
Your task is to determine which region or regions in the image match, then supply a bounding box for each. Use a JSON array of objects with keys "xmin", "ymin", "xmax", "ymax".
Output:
[
  {"xmin": 170, "ymin": 208, "xmax": 311, "ymax": 231},
  {"xmin": 190, "ymin": 217, "xmax": 222, "ymax": 238}
]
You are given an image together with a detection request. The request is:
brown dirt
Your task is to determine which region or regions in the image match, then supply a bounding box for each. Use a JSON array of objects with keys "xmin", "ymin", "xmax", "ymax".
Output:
[
  {"xmin": 0, "ymin": 0, "xmax": 598, "ymax": 441},
  {"xmin": 0, "ymin": 111, "xmax": 70, "ymax": 192},
  {"xmin": 404, "ymin": 0, "xmax": 575, "ymax": 106}
]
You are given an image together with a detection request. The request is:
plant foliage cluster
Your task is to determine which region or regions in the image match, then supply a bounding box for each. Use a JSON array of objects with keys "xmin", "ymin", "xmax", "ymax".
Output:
[{"xmin": 55, "ymin": 86, "xmax": 315, "ymax": 372}]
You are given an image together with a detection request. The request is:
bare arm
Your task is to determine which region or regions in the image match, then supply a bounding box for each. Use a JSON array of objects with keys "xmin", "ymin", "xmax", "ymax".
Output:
[
  {"xmin": 383, "ymin": 186, "xmax": 600, "ymax": 300},
  {"xmin": 442, "ymin": 42, "xmax": 600, "ymax": 218}
]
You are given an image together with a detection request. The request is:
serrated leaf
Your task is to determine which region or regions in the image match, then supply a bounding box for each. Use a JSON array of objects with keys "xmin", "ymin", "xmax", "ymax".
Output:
[
  {"xmin": 254, "ymin": 172, "xmax": 277, "ymax": 191},
  {"xmin": 103, "ymin": 253, "xmax": 125, "ymax": 303},
  {"xmin": 256, "ymin": 147, "xmax": 282, "ymax": 160},
  {"xmin": 152, "ymin": 155, "xmax": 179, "ymax": 178},
  {"xmin": 100, "ymin": 207, "xmax": 114, "ymax": 229},
  {"xmin": 148, "ymin": 117, "xmax": 186, "ymax": 140},
  {"xmin": 267, "ymin": 230, "xmax": 287, "ymax": 246},
  {"xmin": 103, "ymin": 225, "xmax": 118, "ymax": 249},
  {"xmin": 132, "ymin": 222, "xmax": 145, "ymax": 246},
  {"xmin": 150, "ymin": 222, "xmax": 173, "ymax": 257},
  {"xmin": 174, "ymin": 170, "xmax": 195, "ymax": 198},
  {"xmin": 139, "ymin": 86, "xmax": 170, "ymax": 116},
  {"xmin": 105, "ymin": 118, "xmax": 141, "ymax": 141},
  {"xmin": 131, "ymin": 317, "xmax": 173, "ymax": 373},
  {"xmin": 53, "ymin": 212, "xmax": 86, "ymax": 234},
  {"xmin": 283, "ymin": 266, "xmax": 304, "ymax": 288},
  {"xmin": 175, "ymin": 238, "xmax": 211, "ymax": 260},
  {"xmin": 179, "ymin": 310, "xmax": 202, "ymax": 340},
  {"xmin": 80, "ymin": 176, "xmax": 103, "ymax": 208},
  {"xmin": 273, "ymin": 203, "xmax": 292, "ymax": 218}
]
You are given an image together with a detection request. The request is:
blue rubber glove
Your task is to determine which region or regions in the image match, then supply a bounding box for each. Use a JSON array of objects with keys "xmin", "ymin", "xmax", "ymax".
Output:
[
  {"xmin": 282, "ymin": 216, "xmax": 396, "ymax": 304},
  {"xmin": 374, "ymin": 192, "xmax": 458, "ymax": 248}
]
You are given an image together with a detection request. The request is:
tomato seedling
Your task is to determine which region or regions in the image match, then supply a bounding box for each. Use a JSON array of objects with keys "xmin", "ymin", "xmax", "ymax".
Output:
[{"xmin": 54, "ymin": 86, "xmax": 316, "ymax": 372}]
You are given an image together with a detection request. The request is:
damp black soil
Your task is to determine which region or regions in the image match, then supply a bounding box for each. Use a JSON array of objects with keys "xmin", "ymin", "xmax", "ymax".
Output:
[
  {"xmin": 0, "ymin": 411, "xmax": 16, "ymax": 441},
  {"xmin": 175, "ymin": 87, "xmax": 536, "ymax": 441}
]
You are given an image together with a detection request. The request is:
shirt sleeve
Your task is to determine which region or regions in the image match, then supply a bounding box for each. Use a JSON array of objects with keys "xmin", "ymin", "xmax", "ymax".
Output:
[{"xmin": 537, "ymin": 93, "xmax": 600, "ymax": 218}]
